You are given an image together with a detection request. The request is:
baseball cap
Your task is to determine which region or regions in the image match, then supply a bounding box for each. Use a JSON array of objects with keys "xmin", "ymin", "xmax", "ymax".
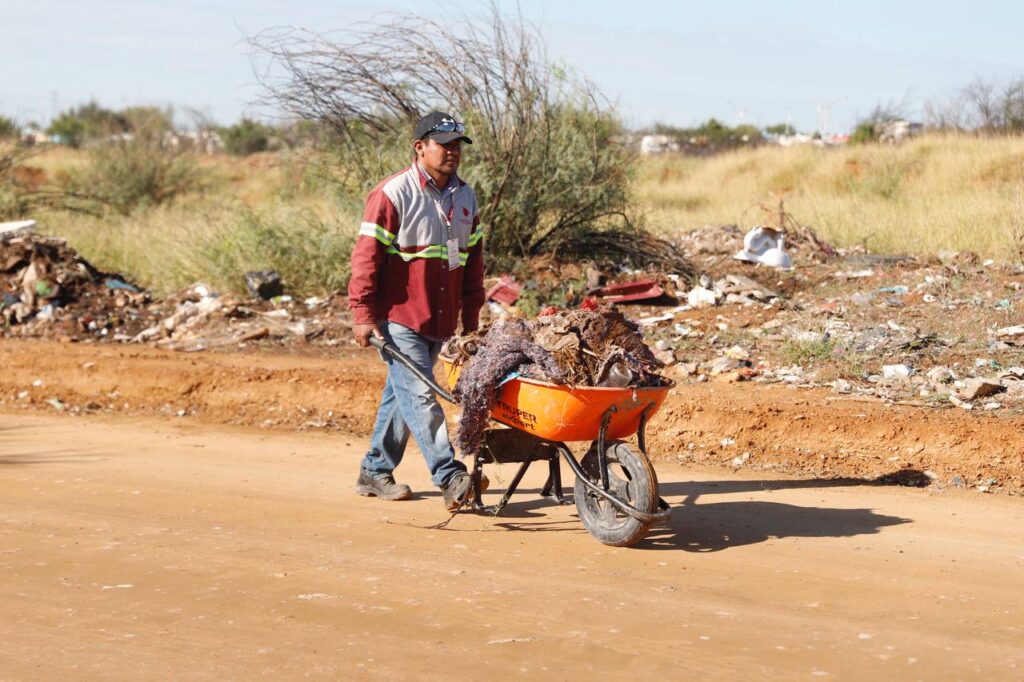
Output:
[{"xmin": 414, "ymin": 111, "xmax": 473, "ymax": 144}]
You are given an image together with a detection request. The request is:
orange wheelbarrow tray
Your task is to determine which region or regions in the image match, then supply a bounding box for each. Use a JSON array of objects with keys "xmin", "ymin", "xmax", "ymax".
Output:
[
  {"xmin": 439, "ymin": 356, "xmax": 671, "ymax": 442},
  {"xmin": 369, "ymin": 337, "xmax": 672, "ymax": 545}
]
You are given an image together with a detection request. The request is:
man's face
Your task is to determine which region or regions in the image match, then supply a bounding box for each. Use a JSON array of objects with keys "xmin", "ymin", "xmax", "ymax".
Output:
[{"xmin": 416, "ymin": 137, "xmax": 462, "ymax": 178}]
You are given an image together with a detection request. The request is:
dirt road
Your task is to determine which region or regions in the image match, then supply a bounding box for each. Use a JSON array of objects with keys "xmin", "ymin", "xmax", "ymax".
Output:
[{"xmin": 2, "ymin": 412, "xmax": 1022, "ymax": 679}]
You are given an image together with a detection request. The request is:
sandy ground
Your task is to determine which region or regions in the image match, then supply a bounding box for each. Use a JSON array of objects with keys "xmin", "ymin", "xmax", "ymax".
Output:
[{"xmin": 2, "ymin": 411, "xmax": 1023, "ymax": 680}]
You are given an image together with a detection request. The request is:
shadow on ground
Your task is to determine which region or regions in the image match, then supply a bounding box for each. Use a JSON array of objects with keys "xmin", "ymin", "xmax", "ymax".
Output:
[
  {"xmin": 637, "ymin": 477, "xmax": 911, "ymax": 551},
  {"xmin": 456, "ymin": 475, "xmax": 913, "ymax": 550}
]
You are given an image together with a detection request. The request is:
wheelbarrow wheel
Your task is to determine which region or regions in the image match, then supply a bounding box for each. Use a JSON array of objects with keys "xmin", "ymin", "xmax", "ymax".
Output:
[{"xmin": 574, "ymin": 440, "xmax": 659, "ymax": 547}]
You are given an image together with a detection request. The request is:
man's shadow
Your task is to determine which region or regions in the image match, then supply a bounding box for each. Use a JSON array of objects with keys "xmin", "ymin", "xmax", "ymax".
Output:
[{"xmin": 633, "ymin": 478, "xmax": 912, "ymax": 551}]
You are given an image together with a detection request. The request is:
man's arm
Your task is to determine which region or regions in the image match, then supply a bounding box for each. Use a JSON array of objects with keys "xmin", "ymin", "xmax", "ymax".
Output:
[
  {"xmin": 349, "ymin": 185, "xmax": 400, "ymax": 346},
  {"xmin": 461, "ymin": 215, "xmax": 485, "ymax": 333}
]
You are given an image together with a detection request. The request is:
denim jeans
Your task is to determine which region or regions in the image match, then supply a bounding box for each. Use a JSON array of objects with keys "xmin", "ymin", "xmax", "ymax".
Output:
[{"xmin": 360, "ymin": 321, "xmax": 466, "ymax": 488}]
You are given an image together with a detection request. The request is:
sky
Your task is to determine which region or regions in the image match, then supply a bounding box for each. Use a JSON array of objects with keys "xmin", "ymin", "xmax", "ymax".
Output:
[{"xmin": 2, "ymin": 0, "xmax": 1023, "ymax": 134}]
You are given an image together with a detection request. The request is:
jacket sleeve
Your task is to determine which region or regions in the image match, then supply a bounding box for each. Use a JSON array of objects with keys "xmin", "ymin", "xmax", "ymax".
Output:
[
  {"xmin": 348, "ymin": 185, "xmax": 400, "ymax": 325},
  {"xmin": 461, "ymin": 214, "xmax": 485, "ymax": 332}
]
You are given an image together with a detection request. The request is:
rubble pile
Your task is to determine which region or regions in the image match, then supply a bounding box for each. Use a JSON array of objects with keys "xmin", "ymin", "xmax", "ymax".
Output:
[
  {"xmin": 445, "ymin": 305, "xmax": 670, "ymax": 455},
  {"xmin": 1, "ymin": 234, "xmax": 157, "ymax": 340},
  {"xmin": 0, "ymin": 233, "xmax": 351, "ymax": 349}
]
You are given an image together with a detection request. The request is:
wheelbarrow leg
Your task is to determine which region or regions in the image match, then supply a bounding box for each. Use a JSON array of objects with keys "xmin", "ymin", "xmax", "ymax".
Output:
[
  {"xmin": 493, "ymin": 454, "xmax": 534, "ymax": 515},
  {"xmin": 541, "ymin": 450, "xmax": 570, "ymax": 505},
  {"xmin": 471, "ymin": 453, "xmax": 488, "ymax": 511}
]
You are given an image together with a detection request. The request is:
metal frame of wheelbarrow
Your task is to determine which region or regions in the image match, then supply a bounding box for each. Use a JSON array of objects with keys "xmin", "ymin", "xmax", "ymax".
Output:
[{"xmin": 371, "ymin": 337, "xmax": 671, "ymax": 525}]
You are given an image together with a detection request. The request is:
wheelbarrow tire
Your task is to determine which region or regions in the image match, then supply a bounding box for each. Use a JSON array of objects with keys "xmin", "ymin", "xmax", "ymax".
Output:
[{"xmin": 574, "ymin": 440, "xmax": 659, "ymax": 547}]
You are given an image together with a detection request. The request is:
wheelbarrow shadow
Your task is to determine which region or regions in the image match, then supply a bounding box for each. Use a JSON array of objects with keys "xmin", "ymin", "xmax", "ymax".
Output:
[{"xmin": 633, "ymin": 477, "xmax": 912, "ymax": 552}]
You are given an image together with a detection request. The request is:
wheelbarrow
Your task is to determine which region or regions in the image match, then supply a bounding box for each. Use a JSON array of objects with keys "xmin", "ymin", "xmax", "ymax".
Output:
[{"xmin": 370, "ymin": 337, "xmax": 672, "ymax": 547}]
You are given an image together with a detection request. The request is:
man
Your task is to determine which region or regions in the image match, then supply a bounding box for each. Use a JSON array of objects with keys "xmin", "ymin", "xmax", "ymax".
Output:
[{"xmin": 348, "ymin": 111, "xmax": 485, "ymax": 511}]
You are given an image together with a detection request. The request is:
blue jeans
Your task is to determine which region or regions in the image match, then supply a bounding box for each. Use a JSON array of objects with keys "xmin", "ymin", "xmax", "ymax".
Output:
[{"xmin": 361, "ymin": 321, "xmax": 466, "ymax": 488}]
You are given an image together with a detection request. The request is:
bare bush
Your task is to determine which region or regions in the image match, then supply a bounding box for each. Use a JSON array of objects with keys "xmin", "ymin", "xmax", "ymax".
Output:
[
  {"xmin": 927, "ymin": 76, "xmax": 1024, "ymax": 134},
  {"xmin": 249, "ymin": 7, "xmax": 673, "ymax": 273}
]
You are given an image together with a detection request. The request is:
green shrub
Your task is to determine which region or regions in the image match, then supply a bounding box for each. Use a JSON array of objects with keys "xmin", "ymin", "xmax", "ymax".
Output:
[
  {"xmin": 0, "ymin": 116, "xmax": 20, "ymax": 140},
  {"xmin": 850, "ymin": 122, "xmax": 878, "ymax": 145},
  {"xmin": 200, "ymin": 206, "xmax": 357, "ymax": 294},
  {"xmin": 47, "ymin": 101, "xmax": 128, "ymax": 147},
  {"xmin": 67, "ymin": 129, "xmax": 201, "ymax": 214},
  {"xmin": 219, "ymin": 118, "xmax": 277, "ymax": 156},
  {"xmin": 781, "ymin": 338, "xmax": 836, "ymax": 366}
]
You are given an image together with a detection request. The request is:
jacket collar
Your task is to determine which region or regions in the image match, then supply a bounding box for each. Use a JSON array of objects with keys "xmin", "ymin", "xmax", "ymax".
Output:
[{"xmin": 413, "ymin": 161, "xmax": 465, "ymax": 191}]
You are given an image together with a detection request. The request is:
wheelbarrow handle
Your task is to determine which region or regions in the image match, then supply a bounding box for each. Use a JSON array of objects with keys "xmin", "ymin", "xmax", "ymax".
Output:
[{"xmin": 369, "ymin": 335, "xmax": 455, "ymax": 404}]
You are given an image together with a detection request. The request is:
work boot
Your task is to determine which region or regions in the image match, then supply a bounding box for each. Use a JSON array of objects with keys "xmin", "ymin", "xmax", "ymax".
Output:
[
  {"xmin": 442, "ymin": 472, "xmax": 473, "ymax": 512},
  {"xmin": 355, "ymin": 470, "xmax": 412, "ymax": 501}
]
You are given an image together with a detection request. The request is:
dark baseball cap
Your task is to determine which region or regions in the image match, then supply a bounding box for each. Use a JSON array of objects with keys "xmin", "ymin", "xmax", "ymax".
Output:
[{"xmin": 414, "ymin": 111, "xmax": 473, "ymax": 144}]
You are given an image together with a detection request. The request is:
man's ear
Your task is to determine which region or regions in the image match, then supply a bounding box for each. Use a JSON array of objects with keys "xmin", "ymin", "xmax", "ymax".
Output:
[{"xmin": 413, "ymin": 139, "xmax": 425, "ymax": 157}]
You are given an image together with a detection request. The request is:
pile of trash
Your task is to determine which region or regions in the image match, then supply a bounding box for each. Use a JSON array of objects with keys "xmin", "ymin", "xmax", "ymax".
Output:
[
  {"xmin": 1, "ymin": 232, "xmax": 157, "ymax": 340},
  {"xmin": 1, "ymin": 231, "xmax": 350, "ymax": 349},
  {"xmin": 444, "ymin": 304, "xmax": 669, "ymax": 455}
]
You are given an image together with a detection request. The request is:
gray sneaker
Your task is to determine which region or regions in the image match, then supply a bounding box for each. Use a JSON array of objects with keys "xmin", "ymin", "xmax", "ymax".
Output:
[
  {"xmin": 442, "ymin": 472, "xmax": 473, "ymax": 512},
  {"xmin": 355, "ymin": 470, "xmax": 412, "ymax": 501}
]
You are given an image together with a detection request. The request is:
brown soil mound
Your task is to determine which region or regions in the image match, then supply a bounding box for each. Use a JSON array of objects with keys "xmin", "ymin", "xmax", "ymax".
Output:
[{"xmin": 2, "ymin": 339, "xmax": 1021, "ymax": 495}]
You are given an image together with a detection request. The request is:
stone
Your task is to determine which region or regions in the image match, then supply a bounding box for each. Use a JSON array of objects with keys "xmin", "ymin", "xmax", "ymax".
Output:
[
  {"xmin": 958, "ymin": 378, "xmax": 1006, "ymax": 401},
  {"xmin": 996, "ymin": 325, "xmax": 1024, "ymax": 345},
  {"xmin": 833, "ymin": 379, "xmax": 853, "ymax": 394},
  {"xmin": 653, "ymin": 349, "xmax": 676, "ymax": 366},
  {"xmin": 707, "ymin": 356, "xmax": 739, "ymax": 375},
  {"xmin": 925, "ymin": 366, "xmax": 955, "ymax": 385},
  {"xmin": 882, "ymin": 364, "xmax": 914, "ymax": 380},
  {"xmin": 724, "ymin": 345, "xmax": 750, "ymax": 360}
]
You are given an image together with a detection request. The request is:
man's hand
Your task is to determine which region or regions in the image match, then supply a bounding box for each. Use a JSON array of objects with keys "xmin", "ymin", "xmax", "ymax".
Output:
[{"xmin": 353, "ymin": 323, "xmax": 382, "ymax": 347}]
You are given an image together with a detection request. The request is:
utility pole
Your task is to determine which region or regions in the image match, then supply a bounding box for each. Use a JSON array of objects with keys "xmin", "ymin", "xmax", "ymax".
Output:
[{"xmin": 816, "ymin": 101, "xmax": 836, "ymax": 138}]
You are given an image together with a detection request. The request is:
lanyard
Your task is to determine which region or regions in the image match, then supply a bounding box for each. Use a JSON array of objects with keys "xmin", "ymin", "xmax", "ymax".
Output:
[
  {"xmin": 428, "ymin": 182, "xmax": 461, "ymax": 270},
  {"xmin": 430, "ymin": 185, "xmax": 457, "ymax": 241}
]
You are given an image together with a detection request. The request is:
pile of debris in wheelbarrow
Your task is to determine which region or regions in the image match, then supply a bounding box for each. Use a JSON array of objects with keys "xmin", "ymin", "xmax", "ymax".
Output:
[{"xmin": 442, "ymin": 302, "xmax": 671, "ymax": 456}]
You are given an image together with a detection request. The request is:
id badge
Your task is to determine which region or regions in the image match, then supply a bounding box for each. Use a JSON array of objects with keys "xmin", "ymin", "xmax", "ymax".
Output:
[{"xmin": 446, "ymin": 238, "xmax": 460, "ymax": 270}]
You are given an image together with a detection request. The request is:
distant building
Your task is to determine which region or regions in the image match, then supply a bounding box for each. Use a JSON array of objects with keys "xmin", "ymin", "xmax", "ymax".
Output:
[
  {"xmin": 164, "ymin": 130, "xmax": 225, "ymax": 154},
  {"xmin": 639, "ymin": 134, "xmax": 679, "ymax": 156},
  {"xmin": 21, "ymin": 131, "xmax": 51, "ymax": 146},
  {"xmin": 773, "ymin": 132, "xmax": 848, "ymax": 148},
  {"xmin": 879, "ymin": 120, "xmax": 923, "ymax": 144}
]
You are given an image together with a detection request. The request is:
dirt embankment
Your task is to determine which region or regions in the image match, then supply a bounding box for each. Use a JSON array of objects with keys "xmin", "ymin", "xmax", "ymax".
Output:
[{"xmin": 2, "ymin": 339, "xmax": 1021, "ymax": 494}]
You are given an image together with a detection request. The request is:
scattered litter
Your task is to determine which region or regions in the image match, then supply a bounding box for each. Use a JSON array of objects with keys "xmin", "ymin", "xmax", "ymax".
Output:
[
  {"xmin": 591, "ymin": 278, "xmax": 664, "ymax": 303},
  {"xmin": 734, "ymin": 226, "xmax": 792, "ymax": 269},
  {"xmin": 0, "ymin": 219, "xmax": 36, "ymax": 237},
  {"xmin": 244, "ymin": 270, "xmax": 284, "ymax": 300},
  {"xmin": 687, "ymin": 286, "xmax": 718, "ymax": 308},
  {"xmin": 485, "ymin": 275, "xmax": 521, "ymax": 305}
]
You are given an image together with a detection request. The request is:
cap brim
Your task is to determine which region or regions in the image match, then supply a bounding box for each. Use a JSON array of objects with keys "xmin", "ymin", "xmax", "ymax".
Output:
[{"xmin": 427, "ymin": 132, "xmax": 473, "ymax": 145}]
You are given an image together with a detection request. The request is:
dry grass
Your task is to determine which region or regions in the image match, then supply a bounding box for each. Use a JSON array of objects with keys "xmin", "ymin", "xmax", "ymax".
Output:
[
  {"xmin": 16, "ymin": 133, "xmax": 1024, "ymax": 296},
  {"xmin": 21, "ymin": 147, "xmax": 359, "ymax": 295},
  {"xmin": 636, "ymin": 133, "xmax": 1024, "ymax": 260}
]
